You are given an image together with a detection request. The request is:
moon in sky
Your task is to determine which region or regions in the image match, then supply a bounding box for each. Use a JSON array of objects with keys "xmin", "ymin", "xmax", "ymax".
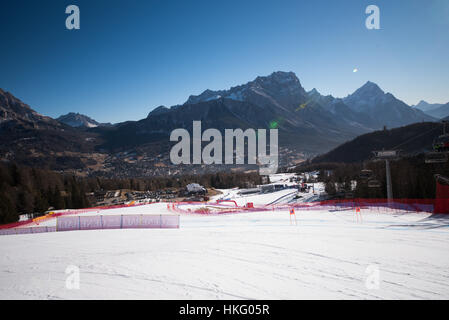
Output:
[{"xmin": 353, "ymin": 68, "xmax": 358, "ymax": 73}]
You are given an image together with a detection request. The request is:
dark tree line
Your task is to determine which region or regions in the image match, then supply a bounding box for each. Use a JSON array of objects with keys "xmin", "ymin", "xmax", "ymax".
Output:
[
  {"xmin": 0, "ymin": 162, "xmax": 263, "ymax": 224},
  {"xmin": 0, "ymin": 163, "xmax": 90, "ymax": 224},
  {"xmin": 87, "ymin": 171, "xmax": 263, "ymax": 192}
]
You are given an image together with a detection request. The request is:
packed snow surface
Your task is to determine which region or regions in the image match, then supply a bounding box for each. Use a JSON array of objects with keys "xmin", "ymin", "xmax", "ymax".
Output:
[{"xmin": 1, "ymin": 198, "xmax": 448, "ymax": 299}]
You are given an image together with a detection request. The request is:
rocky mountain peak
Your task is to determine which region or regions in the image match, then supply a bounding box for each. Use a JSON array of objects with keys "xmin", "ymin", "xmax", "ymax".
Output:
[{"xmin": 57, "ymin": 112, "xmax": 101, "ymax": 128}]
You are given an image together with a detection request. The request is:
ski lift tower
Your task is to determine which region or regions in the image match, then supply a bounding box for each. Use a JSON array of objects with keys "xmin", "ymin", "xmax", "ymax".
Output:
[{"xmin": 373, "ymin": 150, "xmax": 399, "ymax": 203}]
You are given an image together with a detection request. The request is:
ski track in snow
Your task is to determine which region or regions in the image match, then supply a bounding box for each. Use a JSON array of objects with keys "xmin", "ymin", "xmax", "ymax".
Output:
[{"xmin": 1, "ymin": 178, "xmax": 449, "ymax": 300}]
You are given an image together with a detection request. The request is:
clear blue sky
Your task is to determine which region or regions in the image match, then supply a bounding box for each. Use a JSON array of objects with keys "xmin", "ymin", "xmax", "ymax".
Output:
[{"xmin": 0, "ymin": 0, "xmax": 448, "ymax": 123}]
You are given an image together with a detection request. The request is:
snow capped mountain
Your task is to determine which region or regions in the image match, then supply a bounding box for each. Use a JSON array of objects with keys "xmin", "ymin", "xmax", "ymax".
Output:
[
  {"xmin": 185, "ymin": 71, "xmax": 307, "ymax": 112},
  {"xmin": 123, "ymin": 72, "xmax": 437, "ymax": 156},
  {"xmin": 0, "ymin": 72, "xmax": 442, "ymax": 174},
  {"xmin": 57, "ymin": 112, "xmax": 110, "ymax": 128},
  {"xmin": 103, "ymin": 71, "xmax": 365, "ymax": 155}
]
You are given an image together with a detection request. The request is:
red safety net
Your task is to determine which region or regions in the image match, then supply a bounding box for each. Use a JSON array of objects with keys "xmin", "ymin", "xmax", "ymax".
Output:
[
  {"xmin": 316, "ymin": 198, "xmax": 435, "ymax": 213},
  {"xmin": 435, "ymin": 181, "xmax": 449, "ymax": 214},
  {"xmin": 171, "ymin": 198, "xmax": 437, "ymax": 215},
  {"xmin": 216, "ymin": 200, "xmax": 238, "ymax": 207}
]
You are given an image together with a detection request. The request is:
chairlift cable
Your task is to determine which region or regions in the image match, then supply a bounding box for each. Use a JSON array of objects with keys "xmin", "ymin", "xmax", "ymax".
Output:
[{"xmin": 391, "ymin": 125, "xmax": 441, "ymax": 151}]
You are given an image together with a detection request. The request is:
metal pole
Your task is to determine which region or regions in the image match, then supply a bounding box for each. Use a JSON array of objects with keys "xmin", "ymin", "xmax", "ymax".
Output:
[{"xmin": 385, "ymin": 159, "xmax": 393, "ymax": 203}]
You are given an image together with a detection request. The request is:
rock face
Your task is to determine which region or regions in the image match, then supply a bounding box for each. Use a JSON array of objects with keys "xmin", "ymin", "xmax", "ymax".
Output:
[
  {"xmin": 0, "ymin": 88, "xmax": 55, "ymax": 125},
  {"xmin": 185, "ymin": 71, "xmax": 307, "ymax": 112},
  {"xmin": 0, "ymin": 89, "xmax": 100, "ymax": 171},
  {"xmin": 342, "ymin": 81, "xmax": 434, "ymax": 128}
]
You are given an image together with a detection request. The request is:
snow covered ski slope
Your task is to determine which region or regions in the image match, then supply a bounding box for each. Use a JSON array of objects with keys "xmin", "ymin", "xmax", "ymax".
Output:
[{"xmin": 1, "ymin": 198, "xmax": 448, "ymax": 299}]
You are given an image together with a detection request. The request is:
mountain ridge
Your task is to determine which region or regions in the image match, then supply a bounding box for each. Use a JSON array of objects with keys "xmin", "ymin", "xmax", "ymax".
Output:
[
  {"xmin": 423, "ymin": 102, "xmax": 449, "ymax": 119},
  {"xmin": 0, "ymin": 72, "xmax": 440, "ymax": 176},
  {"xmin": 311, "ymin": 122, "xmax": 443, "ymax": 164},
  {"xmin": 413, "ymin": 100, "xmax": 444, "ymax": 112},
  {"xmin": 57, "ymin": 112, "xmax": 112, "ymax": 128}
]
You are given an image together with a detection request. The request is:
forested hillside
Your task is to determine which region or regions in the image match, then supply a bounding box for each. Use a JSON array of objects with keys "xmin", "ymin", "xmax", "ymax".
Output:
[{"xmin": 0, "ymin": 162, "xmax": 263, "ymax": 224}]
